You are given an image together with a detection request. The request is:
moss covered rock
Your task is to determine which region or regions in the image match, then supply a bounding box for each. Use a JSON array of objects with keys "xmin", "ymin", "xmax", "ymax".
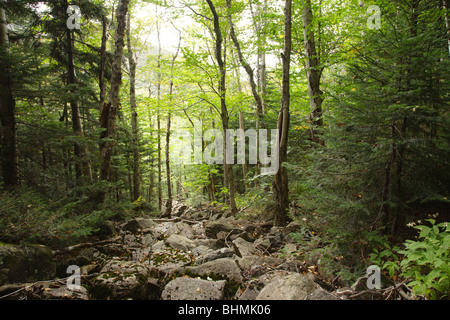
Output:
[{"xmin": 0, "ymin": 243, "xmax": 56, "ymax": 285}]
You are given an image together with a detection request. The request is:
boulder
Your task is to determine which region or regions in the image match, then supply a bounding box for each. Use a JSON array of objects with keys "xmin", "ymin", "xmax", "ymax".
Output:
[
  {"xmin": 92, "ymin": 220, "xmax": 116, "ymax": 239},
  {"xmin": 42, "ymin": 285, "xmax": 89, "ymax": 300},
  {"xmin": 162, "ymin": 277, "xmax": 226, "ymax": 300},
  {"xmin": 205, "ymin": 219, "xmax": 240, "ymax": 239},
  {"xmin": 165, "ymin": 234, "xmax": 196, "ymax": 252},
  {"xmin": 232, "ymin": 237, "xmax": 258, "ymax": 256},
  {"xmin": 184, "ymin": 258, "xmax": 243, "ymax": 282},
  {"xmin": 121, "ymin": 218, "xmax": 156, "ymax": 234},
  {"xmin": 305, "ymin": 288, "xmax": 339, "ymax": 300},
  {"xmin": 149, "ymin": 243, "xmax": 193, "ymax": 273},
  {"xmin": 237, "ymin": 255, "xmax": 283, "ymax": 277},
  {"xmin": 256, "ymin": 272, "xmax": 319, "ymax": 300},
  {"xmin": 89, "ymin": 260, "xmax": 159, "ymax": 300},
  {"xmin": 194, "ymin": 247, "xmax": 234, "ymax": 265},
  {"xmin": 0, "ymin": 243, "xmax": 55, "ymax": 285}
]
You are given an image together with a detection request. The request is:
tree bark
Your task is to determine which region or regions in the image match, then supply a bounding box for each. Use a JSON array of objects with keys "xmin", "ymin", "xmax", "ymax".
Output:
[
  {"xmin": 302, "ymin": 0, "xmax": 324, "ymax": 140},
  {"xmin": 273, "ymin": 0, "xmax": 292, "ymax": 227},
  {"xmin": 99, "ymin": 15, "xmax": 108, "ymax": 113},
  {"xmin": 126, "ymin": 12, "xmax": 141, "ymax": 202},
  {"xmin": 165, "ymin": 30, "xmax": 181, "ymax": 217},
  {"xmin": 66, "ymin": 13, "xmax": 92, "ymax": 182},
  {"xmin": 444, "ymin": 0, "xmax": 450, "ymax": 54},
  {"xmin": 206, "ymin": 0, "xmax": 237, "ymax": 214},
  {"xmin": 97, "ymin": 0, "xmax": 130, "ymax": 204},
  {"xmin": 227, "ymin": 0, "xmax": 263, "ymax": 126},
  {"xmin": 0, "ymin": 1, "xmax": 19, "ymax": 187}
]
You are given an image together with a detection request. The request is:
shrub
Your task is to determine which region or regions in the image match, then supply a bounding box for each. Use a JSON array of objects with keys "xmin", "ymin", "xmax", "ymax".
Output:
[
  {"xmin": 398, "ymin": 219, "xmax": 450, "ymax": 300},
  {"xmin": 370, "ymin": 219, "xmax": 450, "ymax": 300}
]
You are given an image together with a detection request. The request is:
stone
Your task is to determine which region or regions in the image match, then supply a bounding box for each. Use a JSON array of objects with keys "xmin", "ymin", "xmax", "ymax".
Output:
[
  {"xmin": 232, "ymin": 237, "xmax": 258, "ymax": 257},
  {"xmin": 165, "ymin": 234, "xmax": 196, "ymax": 252},
  {"xmin": 305, "ymin": 288, "xmax": 339, "ymax": 300},
  {"xmin": 92, "ymin": 220, "xmax": 116, "ymax": 239},
  {"xmin": 42, "ymin": 285, "xmax": 89, "ymax": 300},
  {"xmin": 205, "ymin": 219, "xmax": 240, "ymax": 239},
  {"xmin": 0, "ymin": 243, "xmax": 55, "ymax": 285},
  {"xmin": 161, "ymin": 277, "xmax": 226, "ymax": 300},
  {"xmin": 184, "ymin": 258, "xmax": 243, "ymax": 282},
  {"xmin": 256, "ymin": 272, "xmax": 319, "ymax": 300},
  {"xmin": 237, "ymin": 255, "xmax": 283, "ymax": 277},
  {"xmin": 121, "ymin": 218, "xmax": 156, "ymax": 234},
  {"xmin": 194, "ymin": 239, "xmax": 224, "ymax": 250},
  {"xmin": 90, "ymin": 260, "xmax": 159, "ymax": 300},
  {"xmin": 194, "ymin": 247, "xmax": 234, "ymax": 265}
]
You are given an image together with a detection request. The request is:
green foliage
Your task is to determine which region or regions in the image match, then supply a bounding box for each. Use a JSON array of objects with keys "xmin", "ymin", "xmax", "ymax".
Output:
[
  {"xmin": 369, "ymin": 219, "xmax": 450, "ymax": 299},
  {"xmin": 0, "ymin": 187, "xmax": 132, "ymax": 247},
  {"xmin": 398, "ymin": 220, "xmax": 450, "ymax": 299}
]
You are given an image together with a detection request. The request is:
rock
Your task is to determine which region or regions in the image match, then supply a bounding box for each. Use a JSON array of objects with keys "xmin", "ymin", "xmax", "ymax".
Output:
[
  {"xmin": 172, "ymin": 222, "xmax": 195, "ymax": 239},
  {"xmin": 305, "ymin": 288, "xmax": 339, "ymax": 300},
  {"xmin": 42, "ymin": 285, "xmax": 89, "ymax": 300},
  {"xmin": 194, "ymin": 239, "xmax": 224, "ymax": 250},
  {"xmin": 152, "ymin": 221, "xmax": 179, "ymax": 240},
  {"xmin": 90, "ymin": 260, "xmax": 159, "ymax": 300},
  {"xmin": 0, "ymin": 243, "xmax": 55, "ymax": 285},
  {"xmin": 90, "ymin": 272, "xmax": 159, "ymax": 300},
  {"xmin": 93, "ymin": 220, "xmax": 116, "ymax": 239},
  {"xmin": 256, "ymin": 272, "xmax": 319, "ymax": 300},
  {"xmin": 184, "ymin": 258, "xmax": 243, "ymax": 283},
  {"xmin": 165, "ymin": 234, "xmax": 196, "ymax": 252},
  {"xmin": 121, "ymin": 218, "xmax": 156, "ymax": 234},
  {"xmin": 194, "ymin": 247, "xmax": 234, "ymax": 265},
  {"xmin": 238, "ymin": 286, "xmax": 260, "ymax": 300},
  {"xmin": 205, "ymin": 219, "xmax": 240, "ymax": 239},
  {"xmin": 254, "ymin": 237, "xmax": 272, "ymax": 253},
  {"xmin": 192, "ymin": 245, "xmax": 214, "ymax": 258},
  {"xmin": 162, "ymin": 277, "xmax": 226, "ymax": 300},
  {"xmin": 140, "ymin": 233, "xmax": 155, "ymax": 247},
  {"xmin": 237, "ymin": 255, "xmax": 283, "ymax": 277},
  {"xmin": 281, "ymin": 243, "xmax": 298, "ymax": 255},
  {"xmin": 232, "ymin": 237, "xmax": 258, "ymax": 257},
  {"xmin": 172, "ymin": 204, "xmax": 188, "ymax": 217},
  {"xmin": 150, "ymin": 244, "xmax": 193, "ymax": 273}
]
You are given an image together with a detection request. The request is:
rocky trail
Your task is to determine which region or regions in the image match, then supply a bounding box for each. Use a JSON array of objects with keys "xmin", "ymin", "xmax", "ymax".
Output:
[{"xmin": 0, "ymin": 202, "xmax": 391, "ymax": 300}]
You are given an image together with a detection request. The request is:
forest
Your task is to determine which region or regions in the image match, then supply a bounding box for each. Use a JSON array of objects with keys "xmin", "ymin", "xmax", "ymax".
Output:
[{"xmin": 0, "ymin": 0, "xmax": 449, "ymax": 301}]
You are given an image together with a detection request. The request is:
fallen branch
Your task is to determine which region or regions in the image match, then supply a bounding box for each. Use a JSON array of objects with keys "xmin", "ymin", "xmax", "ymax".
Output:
[{"xmin": 54, "ymin": 236, "xmax": 121, "ymax": 255}]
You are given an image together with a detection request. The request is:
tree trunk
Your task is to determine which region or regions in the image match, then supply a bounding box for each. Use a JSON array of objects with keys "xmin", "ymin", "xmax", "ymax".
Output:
[
  {"xmin": 66, "ymin": 18, "xmax": 91, "ymax": 182},
  {"xmin": 97, "ymin": 0, "xmax": 130, "ymax": 204},
  {"xmin": 444, "ymin": 0, "xmax": 450, "ymax": 54},
  {"xmin": 0, "ymin": 1, "xmax": 19, "ymax": 187},
  {"xmin": 206, "ymin": 0, "xmax": 237, "ymax": 214},
  {"xmin": 227, "ymin": 0, "xmax": 263, "ymax": 126},
  {"xmin": 273, "ymin": 0, "xmax": 292, "ymax": 227},
  {"xmin": 239, "ymin": 111, "xmax": 248, "ymax": 190},
  {"xmin": 126, "ymin": 12, "xmax": 141, "ymax": 202},
  {"xmin": 164, "ymin": 31, "xmax": 181, "ymax": 217},
  {"xmin": 302, "ymin": 0, "xmax": 324, "ymax": 140},
  {"xmin": 99, "ymin": 15, "xmax": 108, "ymax": 113},
  {"xmin": 156, "ymin": 18, "xmax": 162, "ymax": 213}
]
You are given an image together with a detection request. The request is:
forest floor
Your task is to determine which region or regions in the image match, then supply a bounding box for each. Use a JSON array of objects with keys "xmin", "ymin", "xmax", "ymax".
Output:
[{"xmin": 0, "ymin": 200, "xmax": 414, "ymax": 300}]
